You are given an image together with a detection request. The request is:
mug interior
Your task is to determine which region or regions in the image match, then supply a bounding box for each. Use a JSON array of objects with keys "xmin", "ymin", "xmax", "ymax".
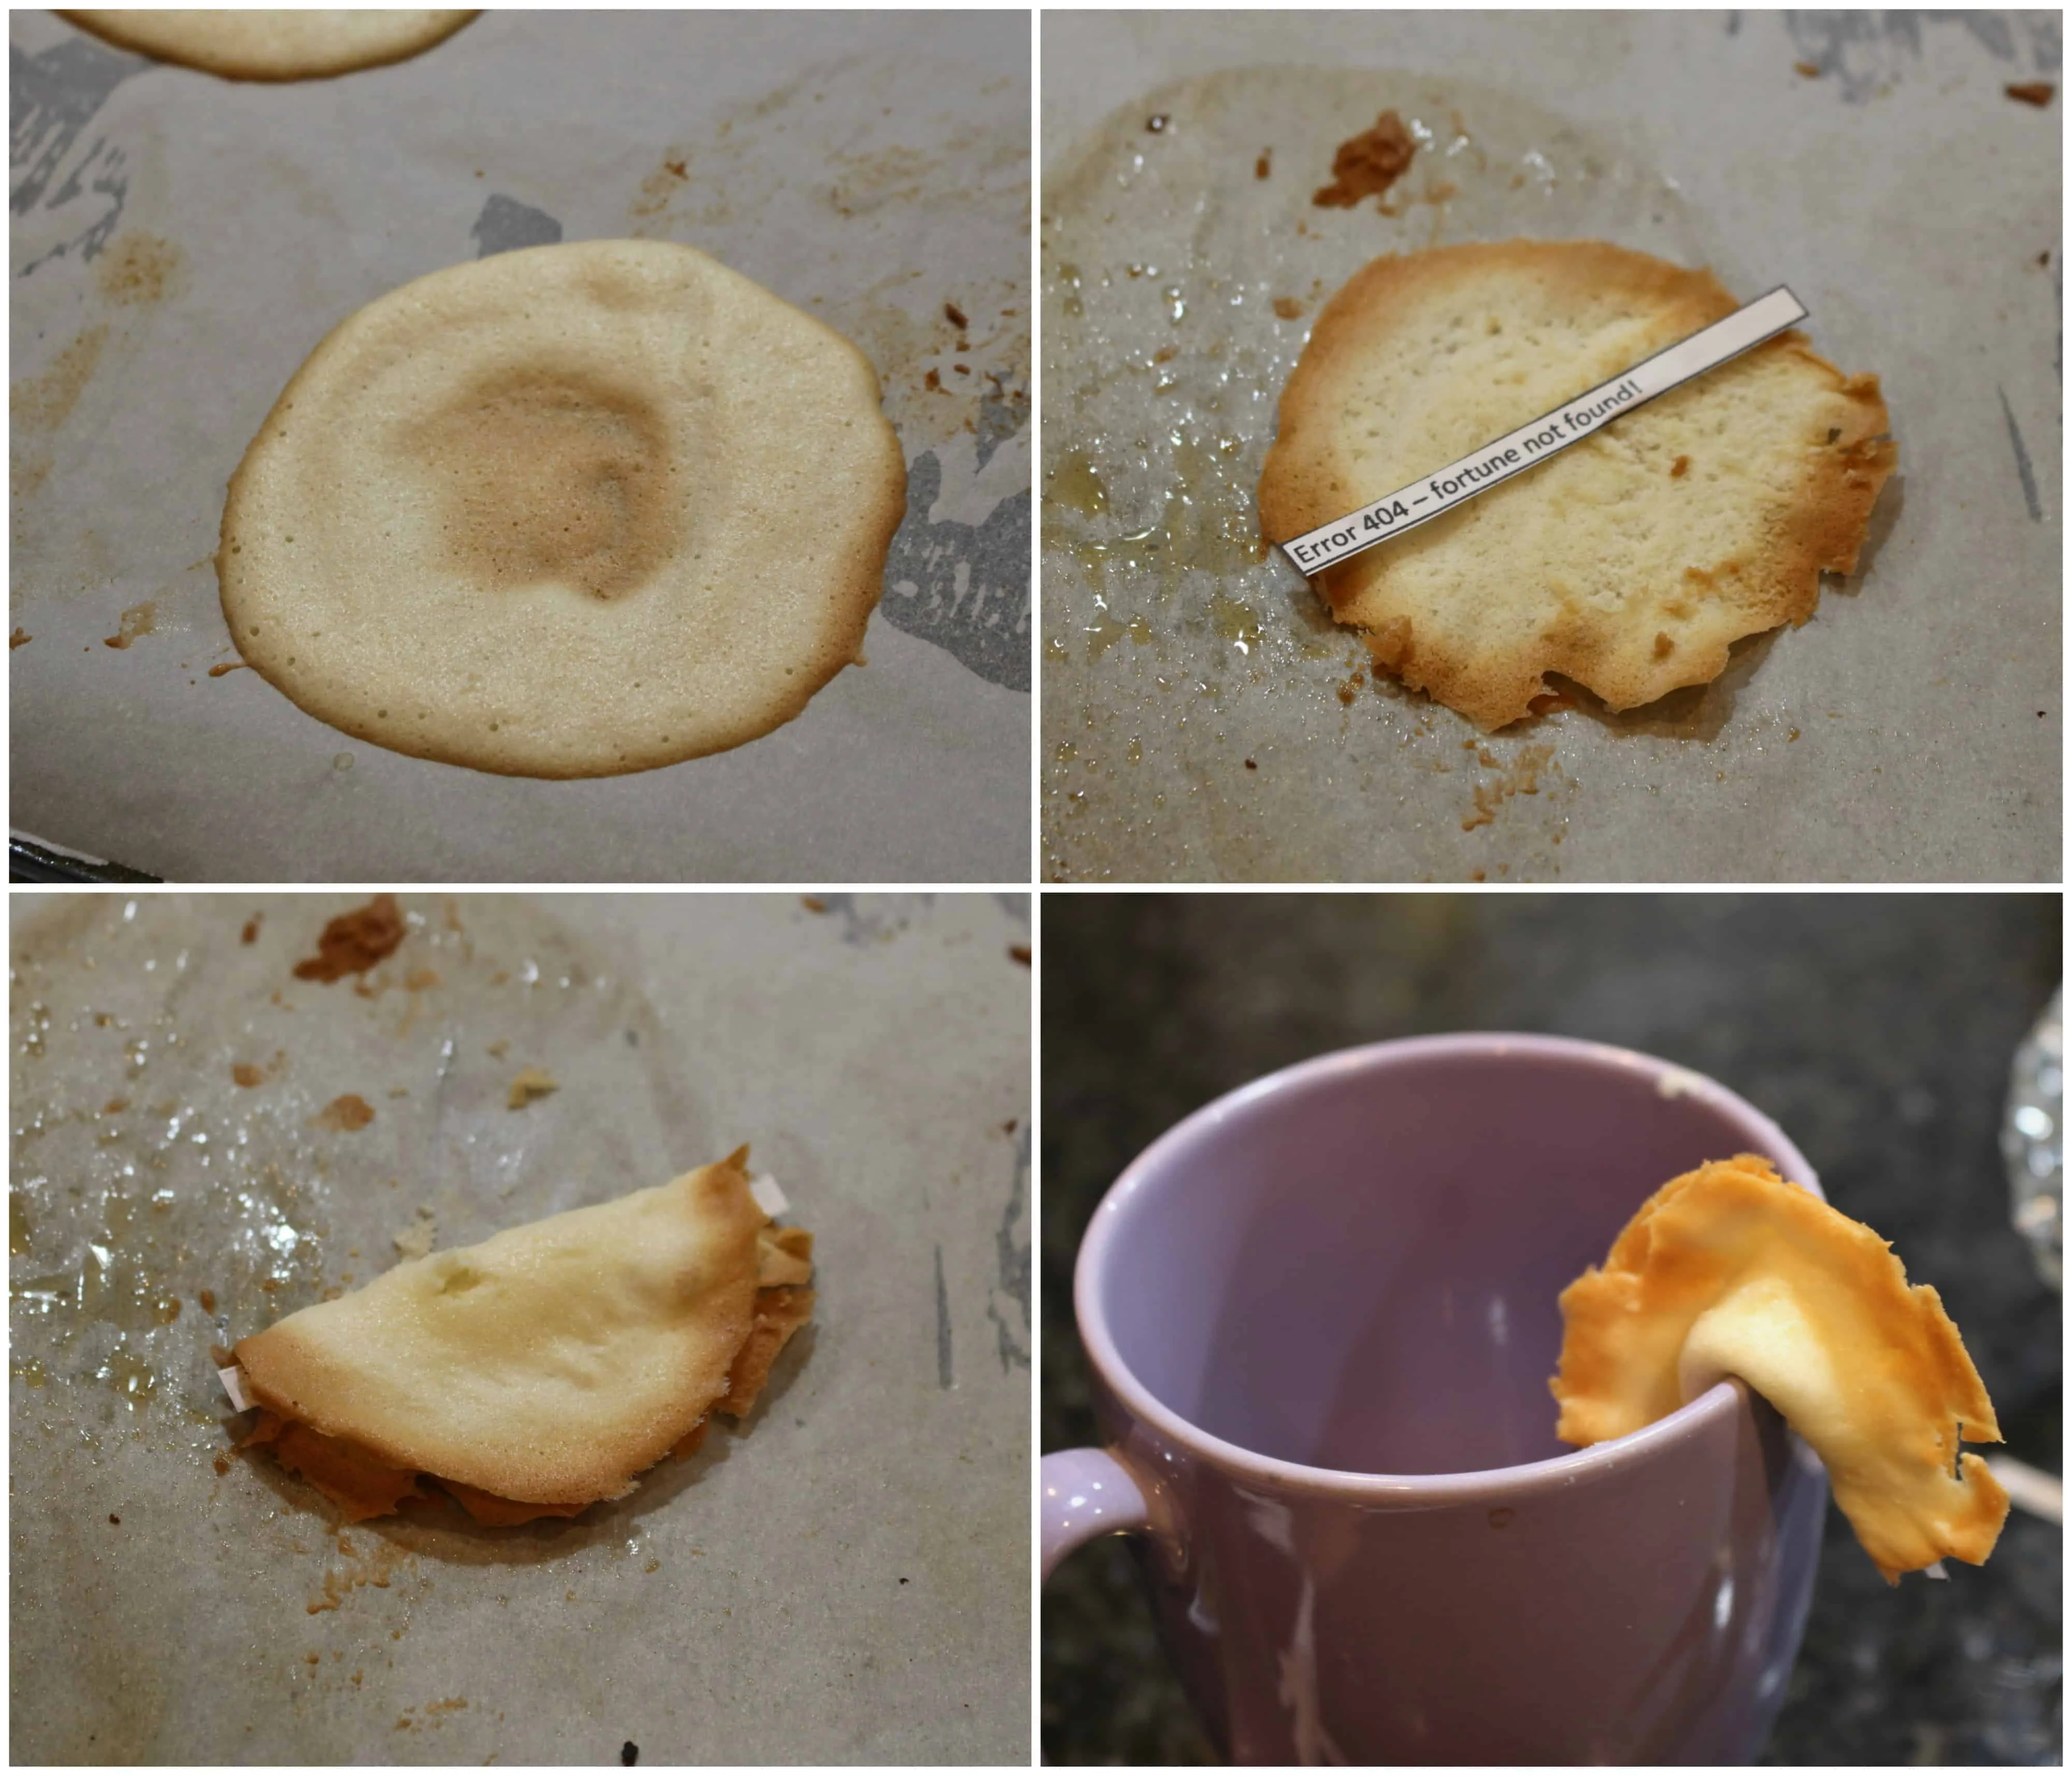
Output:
[{"xmin": 1092, "ymin": 1038, "xmax": 1811, "ymax": 1477}]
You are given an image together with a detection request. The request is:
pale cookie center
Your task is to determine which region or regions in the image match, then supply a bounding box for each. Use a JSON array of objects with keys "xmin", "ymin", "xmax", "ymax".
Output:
[{"xmin": 413, "ymin": 373, "xmax": 678, "ymax": 599}]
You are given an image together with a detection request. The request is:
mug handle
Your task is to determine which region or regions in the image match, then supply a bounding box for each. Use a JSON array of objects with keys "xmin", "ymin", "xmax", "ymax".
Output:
[{"xmin": 1040, "ymin": 1447, "xmax": 1152, "ymax": 1581}]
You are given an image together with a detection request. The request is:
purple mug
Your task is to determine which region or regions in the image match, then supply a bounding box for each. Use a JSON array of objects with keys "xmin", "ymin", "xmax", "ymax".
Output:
[{"xmin": 1042, "ymin": 1034, "xmax": 1829, "ymax": 1764}]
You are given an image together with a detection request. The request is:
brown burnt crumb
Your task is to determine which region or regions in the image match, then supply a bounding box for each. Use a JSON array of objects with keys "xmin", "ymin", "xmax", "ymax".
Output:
[
  {"xmin": 1272, "ymin": 296, "xmax": 1306, "ymax": 320},
  {"xmin": 1009, "ymin": 944, "xmax": 1032, "ymax": 967},
  {"xmin": 2006, "ymin": 81, "xmax": 2055, "ymax": 106},
  {"xmin": 1003, "ymin": 1118, "xmax": 1018, "ymax": 1134},
  {"xmin": 1153, "ymin": 347, "xmax": 1176, "ymax": 363},
  {"xmin": 9, "ymin": 627, "xmax": 28, "ymax": 649},
  {"xmin": 1794, "ymin": 60, "xmax": 1820, "ymax": 77},
  {"xmin": 622, "ymin": 1743, "xmax": 640, "ymax": 1767},
  {"xmin": 631, "ymin": 153, "xmax": 689, "ymax": 218},
  {"xmin": 109, "ymin": 1513, "xmax": 121, "ymax": 1525},
  {"xmin": 241, "ymin": 913, "xmax": 263, "ymax": 944},
  {"xmin": 1146, "ymin": 114, "xmax": 1169, "ymax": 133},
  {"xmin": 200, "ymin": 1288, "xmax": 217, "ymax": 1314},
  {"xmin": 232, "ymin": 1062, "xmax": 266, "ymax": 1088},
  {"xmin": 1462, "ymin": 743, "xmax": 1554, "ymax": 831},
  {"xmin": 208, "ymin": 661, "xmax": 248, "ymax": 677},
  {"xmin": 213, "ymin": 1455, "xmax": 232, "ymax": 1476},
  {"xmin": 1470, "ymin": 869, "xmax": 1487, "ymax": 882},
  {"xmin": 294, "ymin": 894, "xmax": 406, "ymax": 981},
  {"xmin": 507, "ymin": 1067, "xmax": 559, "ymax": 1109},
  {"xmin": 944, "ymin": 301, "xmax": 969, "ymax": 328},
  {"xmin": 311, "ymin": 1094, "xmax": 376, "ymax": 1133},
  {"xmin": 952, "ymin": 364, "xmax": 970, "ymax": 375},
  {"xmin": 1314, "ymin": 110, "xmax": 1416, "ymax": 208},
  {"xmin": 1256, "ymin": 149, "xmax": 1272, "ymax": 179},
  {"xmin": 924, "ymin": 368, "xmax": 942, "ymax": 391},
  {"xmin": 801, "ymin": 895, "xmax": 829, "ymax": 912},
  {"xmin": 1670, "ymin": 454, "xmax": 1690, "ymax": 478},
  {"xmin": 1244, "ymin": 758, "xmax": 1258, "ymax": 770}
]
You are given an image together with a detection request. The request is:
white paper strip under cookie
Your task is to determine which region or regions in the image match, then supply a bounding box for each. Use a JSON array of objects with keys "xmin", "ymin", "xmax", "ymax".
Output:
[
  {"xmin": 218, "ymin": 1364, "xmax": 253, "ymax": 1412},
  {"xmin": 1278, "ymin": 287, "xmax": 1810, "ymax": 577}
]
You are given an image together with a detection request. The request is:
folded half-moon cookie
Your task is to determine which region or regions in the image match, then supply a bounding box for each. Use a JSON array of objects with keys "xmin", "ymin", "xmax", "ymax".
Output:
[{"xmin": 233, "ymin": 1151, "xmax": 814, "ymax": 1524}]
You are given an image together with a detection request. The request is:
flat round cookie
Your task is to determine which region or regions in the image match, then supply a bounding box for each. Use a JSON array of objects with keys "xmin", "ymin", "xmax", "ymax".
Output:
[
  {"xmin": 1259, "ymin": 240, "xmax": 1897, "ymax": 731},
  {"xmin": 219, "ymin": 240, "xmax": 907, "ymax": 778},
  {"xmin": 59, "ymin": 10, "xmax": 479, "ymax": 81}
]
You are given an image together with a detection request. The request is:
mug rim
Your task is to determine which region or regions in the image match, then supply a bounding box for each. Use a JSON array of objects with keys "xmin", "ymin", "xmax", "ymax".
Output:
[{"xmin": 1073, "ymin": 1030, "xmax": 1822, "ymax": 1503}]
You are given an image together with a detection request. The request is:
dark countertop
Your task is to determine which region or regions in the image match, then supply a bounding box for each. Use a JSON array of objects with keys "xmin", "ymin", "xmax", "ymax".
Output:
[{"xmin": 1042, "ymin": 894, "xmax": 2062, "ymax": 1765}]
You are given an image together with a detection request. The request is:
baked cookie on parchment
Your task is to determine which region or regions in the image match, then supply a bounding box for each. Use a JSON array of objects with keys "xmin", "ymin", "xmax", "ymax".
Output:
[
  {"xmin": 220, "ymin": 240, "xmax": 906, "ymax": 777},
  {"xmin": 59, "ymin": 10, "xmax": 478, "ymax": 81},
  {"xmin": 1258, "ymin": 240, "xmax": 1896, "ymax": 730}
]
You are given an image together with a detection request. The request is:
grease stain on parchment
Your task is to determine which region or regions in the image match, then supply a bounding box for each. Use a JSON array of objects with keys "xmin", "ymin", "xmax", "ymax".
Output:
[
  {"xmin": 101, "ymin": 599, "xmax": 155, "ymax": 649},
  {"xmin": 93, "ymin": 230, "xmax": 181, "ymax": 306},
  {"xmin": 13, "ymin": 224, "xmax": 183, "ymax": 512},
  {"xmin": 10, "ymin": 321, "xmax": 107, "ymax": 500}
]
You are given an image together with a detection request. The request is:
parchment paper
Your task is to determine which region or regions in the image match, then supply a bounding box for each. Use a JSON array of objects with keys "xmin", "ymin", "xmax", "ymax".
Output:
[
  {"xmin": 10, "ymin": 891, "xmax": 1031, "ymax": 1763},
  {"xmin": 1040, "ymin": 10, "xmax": 2060, "ymax": 882},
  {"xmin": 10, "ymin": 10, "xmax": 1030, "ymax": 882}
]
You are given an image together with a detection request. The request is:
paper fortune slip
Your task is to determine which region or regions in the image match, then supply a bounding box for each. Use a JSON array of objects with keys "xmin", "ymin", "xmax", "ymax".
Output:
[{"xmin": 1277, "ymin": 287, "xmax": 1810, "ymax": 577}]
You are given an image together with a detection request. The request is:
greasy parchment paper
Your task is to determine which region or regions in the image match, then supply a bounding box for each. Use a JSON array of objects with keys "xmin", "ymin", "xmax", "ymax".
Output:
[
  {"xmin": 1041, "ymin": 11, "xmax": 2060, "ymax": 882},
  {"xmin": 10, "ymin": 892, "xmax": 1031, "ymax": 1763},
  {"xmin": 11, "ymin": 10, "xmax": 1029, "ymax": 882}
]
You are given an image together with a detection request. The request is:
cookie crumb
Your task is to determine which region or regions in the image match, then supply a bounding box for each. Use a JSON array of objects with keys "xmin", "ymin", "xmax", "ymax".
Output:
[{"xmin": 508, "ymin": 1067, "xmax": 559, "ymax": 1110}]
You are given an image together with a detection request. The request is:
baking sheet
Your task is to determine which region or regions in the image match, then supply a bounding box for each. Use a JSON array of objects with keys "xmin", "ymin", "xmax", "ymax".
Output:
[
  {"xmin": 1040, "ymin": 10, "xmax": 2061, "ymax": 882},
  {"xmin": 10, "ymin": 891, "xmax": 1031, "ymax": 1763},
  {"xmin": 10, "ymin": 10, "xmax": 1030, "ymax": 882}
]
